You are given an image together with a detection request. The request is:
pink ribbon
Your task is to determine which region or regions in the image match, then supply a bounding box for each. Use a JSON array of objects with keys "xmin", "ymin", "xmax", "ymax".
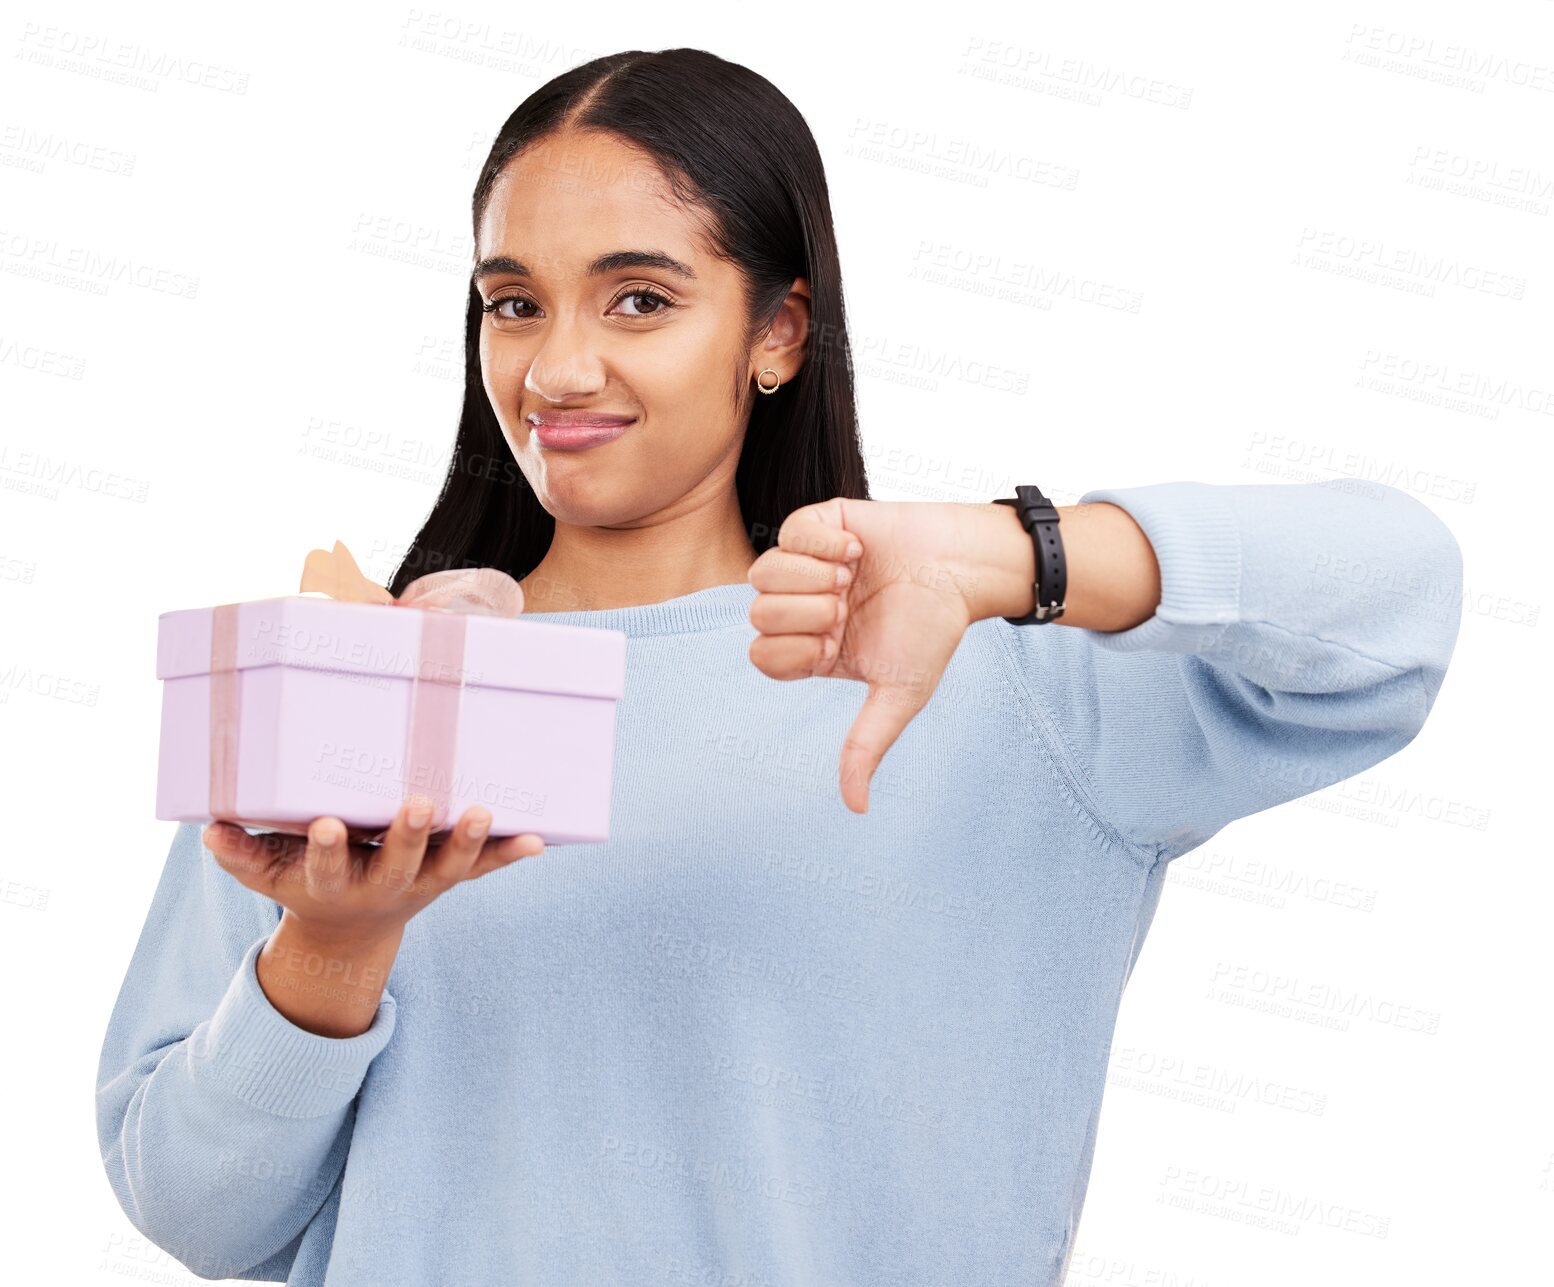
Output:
[{"xmin": 208, "ymin": 541, "xmax": 524, "ymax": 841}]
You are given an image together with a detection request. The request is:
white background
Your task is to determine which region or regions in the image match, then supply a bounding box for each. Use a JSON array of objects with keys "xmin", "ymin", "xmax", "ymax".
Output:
[{"xmin": 2, "ymin": 1, "xmax": 1550, "ymax": 1283}]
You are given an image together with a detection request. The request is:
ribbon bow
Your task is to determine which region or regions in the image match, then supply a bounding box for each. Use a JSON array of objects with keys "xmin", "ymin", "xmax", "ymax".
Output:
[{"xmin": 298, "ymin": 539, "xmax": 525, "ymax": 617}]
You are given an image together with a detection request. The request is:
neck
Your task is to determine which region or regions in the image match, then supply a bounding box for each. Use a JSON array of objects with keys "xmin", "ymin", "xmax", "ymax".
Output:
[{"xmin": 519, "ymin": 490, "xmax": 758, "ymax": 613}]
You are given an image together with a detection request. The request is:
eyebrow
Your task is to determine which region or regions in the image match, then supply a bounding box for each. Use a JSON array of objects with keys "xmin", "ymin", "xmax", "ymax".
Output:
[{"xmin": 470, "ymin": 250, "xmax": 698, "ymax": 287}]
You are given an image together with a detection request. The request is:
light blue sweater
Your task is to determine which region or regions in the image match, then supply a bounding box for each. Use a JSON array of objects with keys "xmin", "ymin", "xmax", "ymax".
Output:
[{"xmin": 97, "ymin": 480, "xmax": 1463, "ymax": 1285}]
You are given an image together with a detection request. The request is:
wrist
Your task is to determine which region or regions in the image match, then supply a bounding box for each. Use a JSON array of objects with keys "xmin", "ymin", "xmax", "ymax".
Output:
[
  {"xmin": 969, "ymin": 499, "xmax": 1160, "ymax": 632},
  {"xmin": 257, "ymin": 915, "xmax": 402, "ymax": 1038},
  {"xmin": 269, "ymin": 910, "xmax": 404, "ymax": 972},
  {"xmin": 969, "ymin": 501, "xmax": 1041, "ymax": 623}
]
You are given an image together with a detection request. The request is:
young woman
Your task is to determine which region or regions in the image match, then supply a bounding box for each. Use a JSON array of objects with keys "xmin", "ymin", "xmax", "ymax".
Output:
[{"xmin": 97, "ymin": 48, "xmax": 1463, "ymax": 1286}]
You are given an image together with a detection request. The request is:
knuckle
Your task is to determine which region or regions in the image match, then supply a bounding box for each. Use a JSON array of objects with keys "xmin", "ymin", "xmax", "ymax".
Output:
[{"xmin": 777, "ymin": 509, "xmax": 821, "ymax": 550}]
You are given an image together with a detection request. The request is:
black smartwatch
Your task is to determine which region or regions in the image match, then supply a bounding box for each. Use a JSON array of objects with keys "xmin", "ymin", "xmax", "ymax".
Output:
[{"xmin": 992, "ymin": 485, "xmax": 1066, "ymax": 624}]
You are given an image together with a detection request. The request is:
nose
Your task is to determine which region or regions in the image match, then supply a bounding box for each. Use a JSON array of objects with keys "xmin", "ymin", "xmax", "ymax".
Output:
[{"xmin": 523, "ymin": 315, "xmax": 606, "ymax": 404}]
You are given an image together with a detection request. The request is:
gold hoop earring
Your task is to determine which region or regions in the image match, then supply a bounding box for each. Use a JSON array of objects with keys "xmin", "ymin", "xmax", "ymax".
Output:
[{"xmin": 755, "ymin": 368, "xmax": 781, "ymax": 395}]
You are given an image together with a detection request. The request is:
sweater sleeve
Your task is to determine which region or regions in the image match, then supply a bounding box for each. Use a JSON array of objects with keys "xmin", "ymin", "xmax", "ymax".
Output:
[
  {"xmin": 993, "ymin": 479, "xmax": 1464, "ymax": 867},
  {"xmin": 95, "ymin": 822, "xmax": 398, "ymax": 1281}
]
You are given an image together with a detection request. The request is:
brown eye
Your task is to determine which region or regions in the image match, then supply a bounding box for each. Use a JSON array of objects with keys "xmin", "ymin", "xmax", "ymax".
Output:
[
  {"xmin": 610, "ymin": 288, "xmax": 676, "ymax": 318},
  {"xmin": 482, "ymin": 295, "xmax": 538, "ymax": 322}
]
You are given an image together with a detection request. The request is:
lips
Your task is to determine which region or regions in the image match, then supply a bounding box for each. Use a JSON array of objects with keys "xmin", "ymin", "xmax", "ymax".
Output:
[{"xmin": 527, "ymin": 411, "xmax": 636, "ymax": 451}]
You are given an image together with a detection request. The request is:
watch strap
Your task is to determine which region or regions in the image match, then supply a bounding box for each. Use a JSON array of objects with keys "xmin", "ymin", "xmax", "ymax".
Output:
[{"xmin": 992, "ymin": 484, "xmax": 1066, "ymax": 624}]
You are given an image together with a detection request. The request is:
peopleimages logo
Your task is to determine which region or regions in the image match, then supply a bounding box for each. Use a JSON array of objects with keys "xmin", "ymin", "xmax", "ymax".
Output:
[
  {"xmin": 0, "ymin": 227, "xmax": 200, "ymax": 298},
  {"xmin": 1294, "ymin": 228, "xmax": 1527, "ymax": 298},
  {"xmin": 1208, "ymin": 962, "xmax": 1442, "ymax": 1035},
  {"xmin": 1344, "ymin": 24, "xmax": 1554, "ymax": 94},
  {"xmin": 1160, "ymin": 1166, "xmax": 1392, "ymax": 1239},
  {"xmin": 1361, "ymin": 351, "xmax": 1554, "ymax": 414}
]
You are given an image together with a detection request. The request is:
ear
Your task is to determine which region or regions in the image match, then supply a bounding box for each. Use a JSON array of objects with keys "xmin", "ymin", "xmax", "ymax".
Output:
[{"xmin": 753, "ymin": 277, "xmax": 811, "ymax": 382}]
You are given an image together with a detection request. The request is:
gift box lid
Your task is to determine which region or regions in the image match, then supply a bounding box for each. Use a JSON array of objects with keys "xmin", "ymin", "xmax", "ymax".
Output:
[{"xmin": 157, "ymin": 595, "xmax": 625, "ymax": 701}]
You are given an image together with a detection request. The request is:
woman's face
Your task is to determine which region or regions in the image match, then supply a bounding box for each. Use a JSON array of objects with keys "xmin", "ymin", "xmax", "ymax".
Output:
[{"xmin": 474, "ymin": 129, "xmax": 801, "ymax": 528}]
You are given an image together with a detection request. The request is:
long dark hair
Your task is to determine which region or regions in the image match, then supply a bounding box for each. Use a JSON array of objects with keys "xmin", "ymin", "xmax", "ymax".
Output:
[{"xmin": 387, "ymin": 48, "xmax": 868, "ymax": 602}]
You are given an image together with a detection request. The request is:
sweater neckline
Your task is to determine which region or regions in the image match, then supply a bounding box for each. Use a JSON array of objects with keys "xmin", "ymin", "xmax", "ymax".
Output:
[{"xmin": 519, "ymin": 580, "xmax": 758, "ymax": 638}]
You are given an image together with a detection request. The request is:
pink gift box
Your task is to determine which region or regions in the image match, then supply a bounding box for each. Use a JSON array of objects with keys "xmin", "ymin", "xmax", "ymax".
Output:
[{"xmin": 155, "ymin": 594, "xmax": 627, "ymax": 844}]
